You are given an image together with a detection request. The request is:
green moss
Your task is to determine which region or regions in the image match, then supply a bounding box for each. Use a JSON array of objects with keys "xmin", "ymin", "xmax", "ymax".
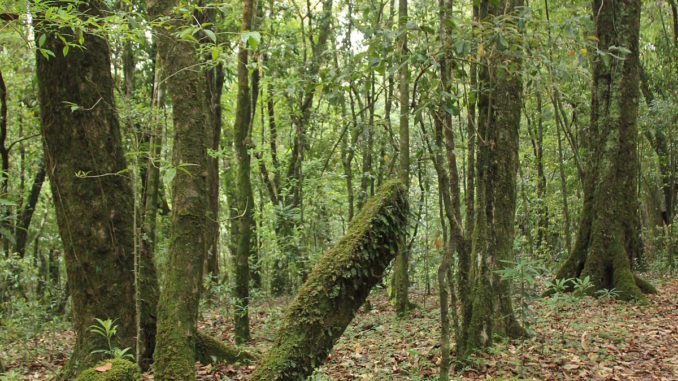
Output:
[
  {"xmin": 633, "ymin": 274, "xmax": 657, "ymax": 295},
  {"xmin": 249, "ymin": 180, "xmax": 408, "ymax": 381},
  {"xmin": 73, "ymin": 359, "xmax": 141, "ymax": 381},
  {"xmin": 195, "ymin": 331, "xmax": 257, "ymax": 365},
  {"xmin": 36, "ymin": 3, "xmax": 138, "ymax": 379},
  {"xmin": 149, "ymin": 1, "xmax": 212, "ymax": 379}
]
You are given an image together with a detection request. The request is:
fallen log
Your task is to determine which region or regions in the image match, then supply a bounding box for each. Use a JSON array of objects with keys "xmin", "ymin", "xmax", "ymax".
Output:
[{"xmin": 249, "ymin": 180, "xmax": 408, "ymax": 381}]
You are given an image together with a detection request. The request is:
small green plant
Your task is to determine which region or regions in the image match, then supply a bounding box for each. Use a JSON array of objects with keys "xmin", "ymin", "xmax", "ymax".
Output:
[
  {"xmin": 545, "ymin": 278, "xmax": 569, "ymax": 295},
  {"xmin": 595, "ymin": 288, "xmax": 619, "ymax": 299},
  {"xmin": 89, "ymin": 318, "xmax": 134, "ymax": 361},
  {"xmin": 496, "ymin": 257, "xmax": 545, "ymax": 336},
  {"xmin": 572, "ymin": 276, "xmax": 593, "ymax": 297}
]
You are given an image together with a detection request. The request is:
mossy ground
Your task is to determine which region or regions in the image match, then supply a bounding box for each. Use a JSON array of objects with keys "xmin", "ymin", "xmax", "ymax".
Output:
[
  {"xmin": 2, "ymin": 276, "xmax": 677, "ymax": 380},
  {"xmin": 72, "ymin": 359, "xmax": 140, "ymax": 381}
]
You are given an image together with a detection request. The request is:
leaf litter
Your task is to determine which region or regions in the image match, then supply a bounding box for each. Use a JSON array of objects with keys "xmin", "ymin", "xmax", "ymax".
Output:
[{"xmin": 2, "ymin": 278, "xmax": 677, "ymax": 380}]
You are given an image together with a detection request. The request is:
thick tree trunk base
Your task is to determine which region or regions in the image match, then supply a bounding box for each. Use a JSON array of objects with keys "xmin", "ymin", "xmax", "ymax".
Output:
[
  {"xmin": 249, "ymin": 180, "xmax": 408, "ymax": 381},
  {"xmin": 551, "ymin": 249, "xmax": 657, "ymax": 301}
]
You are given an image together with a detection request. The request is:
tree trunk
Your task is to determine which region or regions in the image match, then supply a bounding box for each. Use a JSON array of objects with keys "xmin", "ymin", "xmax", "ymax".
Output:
[
  {"xmin": 14, "ymin": 161, "xmax": 45, "ymax": 257},
  {"xmin": 434, "ymin": 0, "xmax": 467, "ymax": 376},
  {"xmin": 136, "ymin": 58, "xmax": 163, "ymax": 370},
  {"xmin": 149, "ymin": 1, "xmax": 211, "ymax": 378},
  {"xmin": 554, "ymin": 0, "xmax": 656, "ymax": 301},
  {"xmin": 531, "ymin": 92, "xmax": 548, "ymax": 249},
  {"xmin": 233, "ymin": 0, "xmax": 255, "ymax": 344},
  {"xmin": 459, "ymin": 0, "xmax": 525, "ymax": 360},
  {"xmin": 552, "ymin": 92, "xmax": 572, "ymax": 255},
  {"xmin": 0, "ymin": 69, "xmax": 10, "ymax": 257},
  {"xmin": 249, "ymin": 180, "xmax": 407, "ymax": 381},
  {"xmin": 393, "ymin": 0, "xmax": 411, "ymax": 316},
  {"xmin": 34, "ymin": 2, "xmax": 136, "ymax": 378},
  {"xmin": 205, "ymin": 62, "xmax": 224, "ymax": 280}
]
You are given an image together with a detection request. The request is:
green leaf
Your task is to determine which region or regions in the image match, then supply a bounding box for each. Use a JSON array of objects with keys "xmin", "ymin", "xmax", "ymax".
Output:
[
  {"xmin": 62, "ymin": 44, "xmax": 69, "ymax": 57},
  {"xmin": 38, "ymin": 34, "xmax": 46, "ymax": 47},
  {"xmin": 241, "ymin": 31, "xmax": 261, "ymax": 49},
  {"xmin": 39, "ymin": 48, "xmax": 55, "ymax": 60},
  {"xmin": 496, "ymin": 34, "xmax": 508, "ymax": 51},
  {"xmin": 204, "ymin": 29, "xmax": 217, "ymax": 43}
]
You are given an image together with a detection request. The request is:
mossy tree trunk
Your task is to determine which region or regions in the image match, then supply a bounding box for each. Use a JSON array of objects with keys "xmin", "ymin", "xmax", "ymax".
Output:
[
  {"xmin": 458, "ymin": 0, "xmax": 525, "ymax": 360},
  {"xmin": 554, "ymin": 0, "xmax": 655, "ymax": 301},
  {"xmin": 249, "ymin": 180, "xmax": 408, "ymax": 381},
  {"xmin": 233, "ymin": 0, "xmax": 255, "ymax": 344},
  {"xmin": 433, "ymin": 0, "xmax": 467, "ymax": 377},
  {"xmin": 136, "ymin": 58, "xmax": 163, "ymax": 371},
  {"xmin": 393, "ymin": 0, "xmax": 411, "ymax": 317},
  {"xmin": 34, "ymin": 2, "xmax": 136, "ymax": 378},
  {"xmin": 148, "ymin": 1, "xmax": 211, "ymax": 379}
]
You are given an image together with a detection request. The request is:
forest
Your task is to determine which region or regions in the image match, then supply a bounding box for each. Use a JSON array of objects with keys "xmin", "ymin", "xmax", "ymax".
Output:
[{"xmin": 0, "ymin": 0, "xmax": 677, "ymax": 380}]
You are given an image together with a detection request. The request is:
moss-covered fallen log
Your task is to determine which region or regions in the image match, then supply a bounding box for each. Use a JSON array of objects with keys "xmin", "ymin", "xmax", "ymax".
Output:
[
  {"xmin": 195, "ymin": 331, "xmax": 258, "ymax": 365},
  {"xmin": 249, "ymin": 180, "xmax": 408, "ymax": 381},
  {"xmin": 72, "ymin": 359, "xmax": 141, "ymax": 381}
]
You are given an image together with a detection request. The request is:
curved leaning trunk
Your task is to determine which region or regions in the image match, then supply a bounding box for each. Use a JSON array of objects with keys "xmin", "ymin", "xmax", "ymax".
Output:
[{"xmin": 250, "ymin": 180, "xmax": 408, "ymax": 381}]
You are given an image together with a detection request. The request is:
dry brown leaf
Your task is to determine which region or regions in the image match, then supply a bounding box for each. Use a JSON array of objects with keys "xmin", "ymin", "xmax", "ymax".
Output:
[{"xmin": 95, "ymin": 362, "xmax": 112, "ymax": 373}]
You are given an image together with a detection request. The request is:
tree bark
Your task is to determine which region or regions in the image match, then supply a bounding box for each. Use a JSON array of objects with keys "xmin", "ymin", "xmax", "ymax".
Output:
[
  {"xmin": 0, "ymin": 69, "xmax": 10, "ymax": 256},
  {"xmin": 393, "ymin": 0, "xmax": 411, "ymax": 316},
  {"xmin": 34, "ymin": 2, "xmax": 136, "ymax": 378},
  {"xmin": 136, "ymin": 57, "xmax": 163, "ymax": 371},
  {"xmin": 249, "ymin": 180, "xmax": 408, "ymax": 381},
  {"xmin": 233, "ymin": 0, "xmax": 255, "ymax": 344},
  {"xmin": 205, "ymin": 62, "xmax": 224, "ymax": 280},
  {"xmin": 148, "ymin": 1, "xmax": 211, "ymax": 378},
  {"xmin": 14, "ymin": 161, "xmax": 45, "ymax": 257},
  {"xmin": 434, "ymin": 0, "xmax": 467, "ymax": 376},
  {"xmin": 554, "ymin": 0, "xmax": 655, "ymax": 301},
  {"xmin": 459, "ymin": 0, "xmax": 525, "ymax": 359}
]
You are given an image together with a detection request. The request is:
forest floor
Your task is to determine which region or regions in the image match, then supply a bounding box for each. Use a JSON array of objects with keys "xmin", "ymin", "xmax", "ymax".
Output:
[{"xmin": 3, "ymin": 276, "xmax": 678, "ymax": 380}]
